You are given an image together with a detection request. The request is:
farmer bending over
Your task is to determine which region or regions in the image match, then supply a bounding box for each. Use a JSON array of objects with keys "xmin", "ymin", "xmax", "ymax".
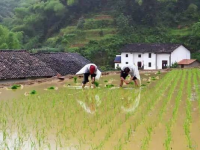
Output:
[
  {"xmin": 120, "ymin": 64, "xmax": 140, "ymax": 87},
  {"xmin": 76, "ymin": 64, "xmax": 101, "ymax": 89}
]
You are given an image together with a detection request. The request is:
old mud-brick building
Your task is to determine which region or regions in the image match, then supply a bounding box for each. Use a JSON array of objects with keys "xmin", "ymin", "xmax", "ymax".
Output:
[
  {"xmin": 0, "ymin": 50, "xmax": 57, "ymax": 80},
  {"xmin": 32, "ymin": 52, "xmax": 90, "ymax": 76}
]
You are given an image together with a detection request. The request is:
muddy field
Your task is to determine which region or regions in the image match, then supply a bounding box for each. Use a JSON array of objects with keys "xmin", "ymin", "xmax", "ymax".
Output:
[{"xmin": 0, "ymin": 69, "xmax": 199, "ymax": 150}]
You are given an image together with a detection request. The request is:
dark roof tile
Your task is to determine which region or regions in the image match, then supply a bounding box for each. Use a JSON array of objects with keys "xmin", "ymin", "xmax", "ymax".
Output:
[
  {"xmin": 32, "ymin": 52, "xmax": 90, "ymax": 76},
  {"xmin": 0, "ymin": 51, "xmax": 57, "ymax": 80},
  {"xmin": 120, "ymin": 43, "xmax": 182, "ymax": 53}
]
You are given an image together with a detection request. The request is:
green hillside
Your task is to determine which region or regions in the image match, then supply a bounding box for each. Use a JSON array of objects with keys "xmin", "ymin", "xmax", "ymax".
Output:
[
  {"xmin": 45, "ymin": 14, "xmax": 117, "ymax": 51},
  {"xmin": 1, "ymin": 0, "xmax": 200, "ymax": 69}
]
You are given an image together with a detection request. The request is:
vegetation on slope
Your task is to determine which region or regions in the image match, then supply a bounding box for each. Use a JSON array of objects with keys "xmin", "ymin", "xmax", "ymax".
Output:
[
  {"xmin": 0, "ymin": 25, "xmax": 22, "ymax": 49},
  {"xmin": 1, "ymin": 0, "xmax": 200, "ymax": 69}
]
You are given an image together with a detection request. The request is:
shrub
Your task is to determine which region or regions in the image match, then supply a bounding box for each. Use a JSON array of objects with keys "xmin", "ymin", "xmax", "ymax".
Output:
[
  {"xmin": 84, "ymin": 19, "xmax": 113, "ymax": 30},
  {"xmin": 99, "ymin": 30, "xmax": 104, "ymax": 37},
  {"xmin": 116, "ymin": 66, "xmax": 121, "ymax": 70},
  {"xmin": 30, "ymin": 90, "xmax": 36, "ymax": 95},
  {"xmin": 94, "ymin": 81, "xmax": 99, "ymax": 87},
  {"xmin": 11, "ymin": 84, "xmax": 21, "ymax": 89},
  {"xmin": 48, "ymin": 86, "xmax": 55, "ymax": 90},
  {"xmin": 171, "ymin": 62, "xmax": 178, "ymax": 68},
  {"xmin": 77, "ymin": 17, "xmax": 85, "ymax": 29},
  {"xmin": 67, "ymin": 47, "xmax": 80, "ymax": 52}
]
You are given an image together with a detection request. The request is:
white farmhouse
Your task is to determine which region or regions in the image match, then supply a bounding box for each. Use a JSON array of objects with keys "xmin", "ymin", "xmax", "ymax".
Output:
[
  {"xmin": 114, "ymin": 55, "xmax": 122, "ymax": 69},
  {"xmin": 114, "ymin": 43, "xmax": 191, "ymax": 70}
]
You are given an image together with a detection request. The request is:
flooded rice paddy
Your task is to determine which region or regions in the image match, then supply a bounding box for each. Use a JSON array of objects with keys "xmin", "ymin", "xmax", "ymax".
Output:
[{"xmin": 0, "ymin": 69, "xmax": 200, "ymax": 150}]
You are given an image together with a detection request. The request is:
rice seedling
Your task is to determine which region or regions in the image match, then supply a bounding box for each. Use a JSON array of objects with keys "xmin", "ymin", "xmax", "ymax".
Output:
[
  {"xmin": 161, "ymin": 70, "xmax": 186, "ymax": 150},
  {"xmin": 0, "ymin": 69, "xmax": 199, "ymax": 149},
  {"xmin": 48, "ymin": 86, "xmax": 55, "ymax": 90},
  {"xmin": 164, "ymin": 123, "xmax": 172, "ymax": 150},
  {"xmin": 105, "ymin": 84, "xmax": 114, "ymax": 88},
  {"xmin": 183, "ymin": 70, "xmax": 193, "ymax": 149},
  {"xmin": 94, "ymin": 81, "xmax": 99, "ymax": 87},
  {"xmin": 157, "ymin": 70, "xmax": 161, "ymax": 74},
  {"xmin": 129, "ymin": 81, "xmax": 134, "ymax": 85},
  {"xmin": 30, "ymin": 90, "xmax": 37, "ymax": 95},
  {"xmin": 73, "ymin": 76, "xmax": 77, "ymax": 83},
  {"xmin": 11, "ymin": 84, "xmax": 21, "ymax": 90},
  {"xmin": 97, "ymin": 72, "xmax": 178, "ymax": 149}
]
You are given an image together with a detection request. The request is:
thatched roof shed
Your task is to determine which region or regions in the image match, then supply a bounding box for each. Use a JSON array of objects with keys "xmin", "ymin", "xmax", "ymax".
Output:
[
  {"xmin": 0, "ymin": 50, "xmax": 57, "ymax": 80},
  {"xmin": 32, "ymin": 52, "xmax": 90, "ymax": 76}
]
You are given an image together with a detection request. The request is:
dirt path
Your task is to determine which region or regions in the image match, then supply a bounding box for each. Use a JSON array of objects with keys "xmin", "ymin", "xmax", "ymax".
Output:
[{"xmin": 0, "ymin": 70, "xmax": 169, "ymax": 89}]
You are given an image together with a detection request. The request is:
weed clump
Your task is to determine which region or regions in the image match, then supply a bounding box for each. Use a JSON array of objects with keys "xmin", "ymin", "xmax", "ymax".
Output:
[
  {"xmin": 94, "ymin": 81, "xmax": 99, "ymax": 87},
  {"xmin": 30, "ymin": 90, "xmax": 36, "ymax": 95},
  {"xmin": 11, "ymin": 84, "xmax": 21, "ymax": 89},
  {"xmin": 129, "ymin": 82, "xmax": 134, "ymax": 85},
  {"xmin": 48, "ymin": 86, "xmax": 55, "ymax": 90},
  {"xmin": 106, "ymin": 84, "xmax": 114, "ymax": 88},
  {"xmin": 73, "ymin": 76, "xmax": 77, "ymax": 83},
  {"xmin": 157, "ymin": 71, "xmax": 161, "ymax": 74}
]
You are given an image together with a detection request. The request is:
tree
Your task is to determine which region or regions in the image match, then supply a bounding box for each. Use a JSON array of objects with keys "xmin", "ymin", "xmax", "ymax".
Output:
[
  {"xmin": 7, "ymin": 33, "xmax": 21, "ymax": 49},
  {"xmin": 77, "ymin": 17, "xmax": 85, "ymax": 29},
  {"xmin": 0, "ymin": 25, "xmax": 21, "ymax": 49},
  {"xmin": 192, "ymin": 21, "xmax": 200, "ymax": 37},
  {"xmin": 116, "ymin": 14, "xmax": 132, "ymax": 35}
]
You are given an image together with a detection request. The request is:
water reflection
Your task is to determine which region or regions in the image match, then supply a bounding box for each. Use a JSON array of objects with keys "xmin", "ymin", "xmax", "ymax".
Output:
[
  {"xmin": 0, "ymin": 131, "xmax": 34, "ymax": 149},
  {"xmin": 121, "ymin": 88, "xmax": 141, "ymax": 113},
  {"xmin": 77, "ymin": 94, "xmax": 101, "ymax": 114}
]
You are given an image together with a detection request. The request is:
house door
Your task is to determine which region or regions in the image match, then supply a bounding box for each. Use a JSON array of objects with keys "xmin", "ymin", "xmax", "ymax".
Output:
[
  {"xmin": 162, "ymin": 60, "xmax": 168, "ymax": 69},
  {"xmin": 138, "ymin": 62, "xmax": 142, "ymax": 69},
  {"xmin": 181, "ymin": 65, "xmax": 184, "ymax": 68}
]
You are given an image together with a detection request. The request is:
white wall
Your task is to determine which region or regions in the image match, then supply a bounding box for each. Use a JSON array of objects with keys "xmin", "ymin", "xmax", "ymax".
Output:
[
  {"xmin": 121, "ymin": 53, "xmax": 134, "ymax": 66},
  {"xmin": 143, "ymin": 53, "xmax": 156, "ymax": 70},
  {"xmin": 132, "ymin": 53, "xmax": 144, "ymax": 66},
  {"xmin": 121, "ymin": 45, "xmax": 191, "ymax": 70},
  {"xmin": 115, "ymin": 63, "xmax": 122, "ymax": 69},
  {"xmin": 121, "ymin": 52, "xmax": 156, "ymax": 70},
  {"xmin": 171, "ymin": 45, "xmax": 191, "ymax": 64},
  {"xmin": 157, "ymin": 54, "xmax": 170, "ymax": 69}
]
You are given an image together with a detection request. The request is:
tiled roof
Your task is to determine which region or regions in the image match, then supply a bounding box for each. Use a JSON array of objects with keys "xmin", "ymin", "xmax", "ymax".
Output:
[
  {"xmin": 120, "ymin": 43, "xmax": 182, "ymax": 53},
  {"xmin": 0, "ymin": 50, "xmax": 57, "ymax": 80},
  {"xmin": 32, "ymin": 52, "xmax": 90, "ymax": 76},
  {"xmin": 178, "ymin": 59, "xmax": 197, "ymax": 65},
  {"xmin": 114, "ymin": 56, "xmax": 121, "ymax": 63}
]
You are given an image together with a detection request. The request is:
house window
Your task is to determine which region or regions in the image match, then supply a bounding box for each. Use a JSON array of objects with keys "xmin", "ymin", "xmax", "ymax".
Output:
[
  {"xmin": 149, "ymin": 53, "xmax": 151, "ymax": 58},
  {"xmin": 148, "ymin": 62, "xmax": 151, "ymax": 67},
  {"xmin": 126, "ymin": 62, "xmax": 128, "ymax": 64},
  {"xmin": 138, "ymin": 54, "xmax": 141, "ymax": 58},
  {"xmin": 126, "ymin": 54, "xmax": 128, "ymax": 57}
]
